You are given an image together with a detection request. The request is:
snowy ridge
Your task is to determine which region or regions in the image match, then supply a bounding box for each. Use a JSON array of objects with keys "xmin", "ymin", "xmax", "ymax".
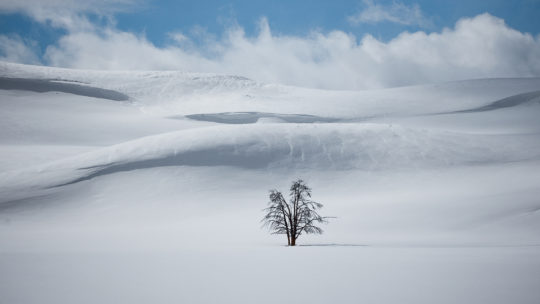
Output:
[
  {"xmin": 2, "ymin": 62, "xmax": 540, "ymax": 201},
  {"xmin": 0, "ymin": 61, "xmax": 261, "ymax": 106},
  {"xmin": 1, "ymin": 123, "xmax": 539, "ymax": 204},
  {"xmin": 446, "ymin": 90, "xmax": 540, "ymax": 113},
  {"xmin": 3, "ymin": 61, "xmax": 540, "ymax": 117},
  {"xmin": 0, "ymin": 76, "xmax": 129, "ymax": 101}
]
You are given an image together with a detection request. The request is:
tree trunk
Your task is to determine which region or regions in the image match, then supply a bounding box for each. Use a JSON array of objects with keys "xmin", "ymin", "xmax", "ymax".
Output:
[{"xmin": 290, "ymin": 237, "xmax": 296, "ymax": 246}]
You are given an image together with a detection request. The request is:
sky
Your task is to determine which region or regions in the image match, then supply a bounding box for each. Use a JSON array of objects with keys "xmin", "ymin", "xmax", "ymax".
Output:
[{"xmin": 1, "ymin": 0, "xmax": 540, "ymax": 89}]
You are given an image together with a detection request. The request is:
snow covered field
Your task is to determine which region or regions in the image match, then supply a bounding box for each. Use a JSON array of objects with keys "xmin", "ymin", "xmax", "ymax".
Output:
[{"xmin": 1, "ymin": 61, "xmax": 539, "ymax": 303}]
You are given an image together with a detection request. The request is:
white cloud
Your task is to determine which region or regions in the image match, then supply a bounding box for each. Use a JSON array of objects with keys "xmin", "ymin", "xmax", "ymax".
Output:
[
  {"xmin": 38, "ymin": 14, "xmax": 540, "ymax": 89},
  {"xmin": 168, "ymin": 32, "xmax": 189, "ymax": 44},
  {"xmin": 0, "ymin": 35, "xmax": 41, "ymax": 65},
  {"xmin": 44, "ymin": 29, "xmax": 207, "ymax": 70},
  {"xmin": 348, "ymin": 0, "xmax": 431, "ymax": 28}
]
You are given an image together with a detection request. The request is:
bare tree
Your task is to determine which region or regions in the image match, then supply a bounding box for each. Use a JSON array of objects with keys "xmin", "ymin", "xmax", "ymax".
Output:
[{"xmin": 262, "ymin": 179, "xmax": 328, "ymax": 246}]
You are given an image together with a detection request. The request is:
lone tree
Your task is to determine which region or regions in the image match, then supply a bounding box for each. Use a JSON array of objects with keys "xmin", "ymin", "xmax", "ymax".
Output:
[{"xmin": 262, "ymin": 179, "xmax": 328, "ymax": 246}]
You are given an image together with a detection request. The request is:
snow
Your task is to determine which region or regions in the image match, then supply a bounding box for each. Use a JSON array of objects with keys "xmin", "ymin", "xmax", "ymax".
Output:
[{"xmin": 1, "ymin": 61, "xmax": 539, "ymax": 304}]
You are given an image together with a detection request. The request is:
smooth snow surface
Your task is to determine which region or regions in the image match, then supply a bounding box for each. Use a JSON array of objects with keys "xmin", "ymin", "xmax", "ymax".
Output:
[{"xmin": 1, "ymin": 61, "xmax": 539, "ymax": 304}]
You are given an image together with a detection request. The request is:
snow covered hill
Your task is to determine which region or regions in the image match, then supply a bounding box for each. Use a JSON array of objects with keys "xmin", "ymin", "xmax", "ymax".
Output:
[{"xmin": 1, "ymin": 61, "xmax": 539, "ymax": 304}]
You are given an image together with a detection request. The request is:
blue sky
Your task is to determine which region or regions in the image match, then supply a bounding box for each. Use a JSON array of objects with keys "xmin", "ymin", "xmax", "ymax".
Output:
[
  {"xmin": 113, "ymin": 0, "xmax": 540, "ymax": 43},
  {"xmin": 1, "ymin": 0, "xmax": 540, "ymax": 89},
  {"xmin": 2, "ymin": 0, "xmax": 540, "ymax": 49}
]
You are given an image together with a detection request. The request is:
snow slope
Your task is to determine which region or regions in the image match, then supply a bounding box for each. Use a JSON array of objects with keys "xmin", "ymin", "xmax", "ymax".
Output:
[{"xmin": 1, "ymin": 61, "xmax": 540, "ymax": 304}]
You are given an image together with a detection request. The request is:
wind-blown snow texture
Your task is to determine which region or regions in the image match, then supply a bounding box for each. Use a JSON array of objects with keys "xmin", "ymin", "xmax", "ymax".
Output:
[{"xmin": 1, "ymin": 61, "xmax": 539, "ymax": 304}]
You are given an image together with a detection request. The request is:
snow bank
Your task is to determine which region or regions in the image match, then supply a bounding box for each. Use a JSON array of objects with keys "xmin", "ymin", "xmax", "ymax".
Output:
[{"xmin": 2, "ymin": 123, "xmax": 539, "ymax": 204}]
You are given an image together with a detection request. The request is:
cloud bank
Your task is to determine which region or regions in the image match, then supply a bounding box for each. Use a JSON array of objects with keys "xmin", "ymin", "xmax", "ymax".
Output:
[{"xmin": 1, "ymin": 5, "xmax": 540, "ymax": 89}]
